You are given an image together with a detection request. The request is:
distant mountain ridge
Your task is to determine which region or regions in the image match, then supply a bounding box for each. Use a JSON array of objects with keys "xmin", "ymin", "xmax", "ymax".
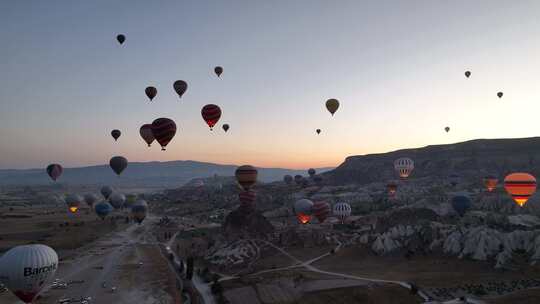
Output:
[
  {"xmin": 0, "ymin": 160, "xmax": 333, "ymax": 188},
  {"xmin": 325, "ymin": 137, "xmax": 540, "ymax": 184}
]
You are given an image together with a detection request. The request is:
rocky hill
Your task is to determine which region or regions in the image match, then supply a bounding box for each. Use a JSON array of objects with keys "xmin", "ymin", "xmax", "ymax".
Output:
[{"xmin": 326, "ymin": 137, "xmax": 540, "ymax": 185}]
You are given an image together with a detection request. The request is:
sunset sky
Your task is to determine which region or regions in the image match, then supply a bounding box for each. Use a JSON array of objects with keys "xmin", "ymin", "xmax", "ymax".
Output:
[{"xmin": 2, "ymin": 1, "xmax": 540, "ymax": 169}]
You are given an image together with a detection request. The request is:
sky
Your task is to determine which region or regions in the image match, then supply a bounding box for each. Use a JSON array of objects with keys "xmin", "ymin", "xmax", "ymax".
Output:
[{"xmin": 1, "ymin": 1, "xmax": 540, "ymax": 170}]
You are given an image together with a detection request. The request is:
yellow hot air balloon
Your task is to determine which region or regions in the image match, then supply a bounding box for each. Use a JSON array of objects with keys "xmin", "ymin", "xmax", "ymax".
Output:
[
  {"xmin": 504, "ymin": 173, "xmax": 537, "ymax": 207},
  {"xmin": 325, "ymin": 99, "xmax": 339, "ymax": 116},
  {"xmin": 69, "ymin": 207, "xmax": 78, "ymax": 213}
]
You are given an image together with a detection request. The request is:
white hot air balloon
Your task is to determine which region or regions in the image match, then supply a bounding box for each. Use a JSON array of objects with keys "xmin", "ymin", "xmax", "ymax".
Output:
[
  {"xmin": 333, "ymin": 202, "xmax": 351, "ymax": 223},
  {"xmin": 394, "ymin": 157, "xmax": 414, "ymax": 179},
  {"xmin": 0, "ymin": 244, "xmax": 58, "ymax": 303}
]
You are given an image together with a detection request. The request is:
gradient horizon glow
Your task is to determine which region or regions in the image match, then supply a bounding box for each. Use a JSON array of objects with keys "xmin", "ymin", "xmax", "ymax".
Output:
[{"xmin": 2, "ymin": 1, "xmax": 540, "ymax": 170}]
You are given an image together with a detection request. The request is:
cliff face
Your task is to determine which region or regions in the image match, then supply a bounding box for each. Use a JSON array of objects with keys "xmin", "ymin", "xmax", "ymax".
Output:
[{"xmin": 326, "ymin": 137, "xmax": 540, "ymax": 184}]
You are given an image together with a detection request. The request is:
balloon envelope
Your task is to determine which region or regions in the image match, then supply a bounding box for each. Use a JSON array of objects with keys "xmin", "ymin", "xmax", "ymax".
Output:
[
  {"xmin": 110, "ymin": 156, "xmax": 128, "ymax": 176},
  {"xmin": 214, "ymin": 66, "xmax": 223, "ymax": 77},
  {"xmin": 100, "ymin": 186, "xmax": 113, "ymax": 199},
  {"xmin": 65, "ymin": 194, "xmax": 82, "ymax": 213},
  {"xmin": 294, "ymin": 199, "xmax": 314, "ymax": 224},
  {"xmin": 116, "ymin": 34, "xmax": 125, "ymax": 44},
  {"xmin": 465, "ymin": 71, "xmax": 471, "ymax": 78},
  {"xmin": 316, "ymin": 129, "xmax": 321, "ymax": 134},
  {"xmin": 131, "ymin": 199, "xmax": 148, "ymax": 224},
  {"xmin": 235, "ymin": 165, "xmax": 258, "ymax": 190},
  {"xmin": 445, "ymin": 127, "xmax": 450, "ymax": 133},
  {"xmin": 111, "ymin": 129, "xmax": 121, "ymax": 141},
  {"xmin": 109, "ymin": 192, "xmax": 126, "ymax": 209},
  {"xmin": 333, "ymin": 202, "xmax": 351, "ymax": 223},
  {"xmin": 173, "ymin": 80, "xmax": 188, "ymax": 98},
  {"xmin": 84, "ymin": 193, "xmax": 98, "ymax": 207},
  {"xmin": 0, "ymin": 244, "xmax": 58, "ymax": 303},
  {"xmin": 325, "ymin": 99, "xmax": 339, "ymax": 115},
  {"xmin": 313, "ymin": 201, "xmax": 330, "ymax": 223},
  {"xmin": 308, "ymin": 168, "xmax": 316, "ymax": 177},
  {"xmin": 504, "ymin": 173, "xmax": 537, "ymax": 207},
  {"xmin": 201, "ymin": 104, "xmax": 222, "ymax": 130},
  {"xmin": 139, "ymin": 124, "xmax": 155, "ymax": 147},
  {"xmin": 95, "ymin": 201, "xmax": 113, "ymax": 219},
  {"xmin": 497, "ymin": 92, "xmax": 503, "ymax": 98},
  {"xmin": 394, "ymin": 157, "xmax": 414, "ymax": 179},
  {"xmin": 145, "ymin": 86, "xmax": 157, "ymax": 101},
  {"xmin": 151, "ymin": 118, "xmax": 177, "ymax": 151},
  {"xmin": 483, "ymin": 176, "xmax": 498, "ymax": 192},
  {"xmin": 46, "ymin": 164, "xmax": 63, "ymax": 181},
  {"xmin": 222, "ymin": 124, "xmax": 230, "ymax": 132}
]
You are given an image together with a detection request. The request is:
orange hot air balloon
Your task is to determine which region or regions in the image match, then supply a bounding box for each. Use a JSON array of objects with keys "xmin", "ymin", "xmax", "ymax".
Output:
[
  {"xmin": 504, "ymin": 173, "xmax": 537, "ymax": 207},
  {"xmin": 387, "ymin": 182, "xmax": 397, "ymax": 197},
  {"xmin": 483, "ymin": 175, "xmax": 498, "ymax": 192}
]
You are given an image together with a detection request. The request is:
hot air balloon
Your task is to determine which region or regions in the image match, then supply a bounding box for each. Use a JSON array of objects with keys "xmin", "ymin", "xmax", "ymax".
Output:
[
  {"xmin": 239, "ymin": 190, "xmax": 256, "ymax": 212},
  {"xmin": 504, "ymin": 173, "xmax": 537, "ymax": 207},
  {"xmin": 445, "ymin": 126, "xmax": 450, "ymax": 133},
  {"xmin": 316, "ymin": 129, "xmax": 321, "ymax": 135},
  {"xmin": 110, "ymin": 156, "xmax": 128, "ymax": 176},
  {"xmin": 84, "ymin": 194, "xmax": 98, "ymax": 207},
  {"xmin": 483, "ymin": 175, "xmax": 498, "ymax": 192},
  {"xmin": 308, "ymin": 168, "xmax": 316, "ymax": 178},
  {"xmin": 95, "ymin": 201, "xmax": 113, "ymax": 219},
  {"xmin": 325, "ymin": 98, "xmax": 339, "ymax": 116},
  {"xmin": 387, "ymin": 182, "xmax": 397, "ymax": 197},
  {"xmin": 294, "ymin": 199, "xmax": 314, "ymax": 224},
  {"xmin": 222, "ymin": 124, "xmax": 230, "ymax": 132},
  {"xmin": 111, "ymin": 129, "xmax": 121, "ymax": 141},
  {"xmin": 145, "ymin": 86, "xmax": 157, "ymax": 101},
  {"xmin": 116, "ymin": 34, "xmax": 125, "ymax": 45},
  {"xmin": 109, "ymin": 192, "xmax": 126, "ymax": 209},
  {"xmin": 100, "ymin": 186, "xmax": 113, "ymax": 200},
  {"xmin": 313, "ymin": 201, "xmax": 330, "ymax": 223},
  {"xmin": 151, "ymin": 118, "xmax": 177, "ymax": 151},
  {"xmin": 284, "ymin": 175, "xmax": 293, "ymax": 185},
  {"xmin": 333, "ymin": 202, "xmax": 351, "ymax": 223},
  {"xmin": 294, "ymin": 175, "xmax": 303, "ymax": 185},
  {"xmin": 131, "ymin": 199, "xmax": 148, "ymax": 224},
  {"xmin": 235, "ymin": 165, "xmax": 257, "ymax": 191},
  {"xmin": 46, "ymin": 164, "xmax": 63, "ymax": 181},
  {"xmin": 214, "ymin": 66, "xmax": 223, "ymax": 77},
  {"xmin": 465, "ymin": 71, "xmax": 471, "ymax": 78},
  {"xmin": 139, "ymin": 124, "xmax": 155, "ymax": 147},
  {"xmin": 451, "ymin": 195, "xmax": 471, "ymax": 217},
  {"xmin": 173, "ymin": 80, "xmax": 188, "ymax": 98},
  {"xmin": 394, "ymin": 157, "xmax": 414, "ymax": 179},
  {"xmin": 65, "ymin": 194, "xmax": 82, "ymax": 213},
  {"xmin": 497, "ymin": 92, "xmax": 503, "ymax": 98},
  {"xmin": 201, "ymin": 104, "xmax": 222, "ymax": 130},
  {"xmin": 0, "ymin": 244, "xmax": 58, "ymax": 303}
]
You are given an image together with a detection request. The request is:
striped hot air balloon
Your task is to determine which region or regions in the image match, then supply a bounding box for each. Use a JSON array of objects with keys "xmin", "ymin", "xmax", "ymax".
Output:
[
  {"xmin": 313, "ymin": 201, "xmax": 330, "ymax": 223},
  {"xmin": 151, "ymin": 118, "xmax": 177, "ymax": 151},
  {"xmin": 46, "ymin": 164, "xmax": 63, "ymax": 181},
  {"xmin": 201, "ymin": 104, "xmax": 222, "ymax": 130},
  {"xmin": 333, "ymin": 202, "xmax": 351, "ymax": 223},
  {"xmin": 394, "ymin": 157, "xmax": 414, "ymax": 179},
  {"xmin": 504, "ymin": 173, "xmax": 537, "ymax": 207},
  {"xmin": 483, "ymin": 175, "xmax": 498, "ymax": 192},
  {"xmin": 239, "ymin": 190, "xmax": 256, "ymax": 213},
  {"xmin": 235, "ymin": 165, "xmax": 258, "ymax": 191}
]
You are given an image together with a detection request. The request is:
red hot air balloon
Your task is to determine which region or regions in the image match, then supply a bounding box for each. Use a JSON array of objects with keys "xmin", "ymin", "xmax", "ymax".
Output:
[
  {"xmin": 504, "ymin": 173, "xmax": 537, "ymax": 207},
  {"xmin": 313, "ymin": 201, "xmax": 330, "ymax": 223},
  {"xmin": 151, "ymin": 118, "xmax": 177, "ymax": 151},
  {"xmin": 145, "ymin": 86, "xmax": 157, "ymax": 101},
  {"xmin": 483, "ymin": 176, "xmax": 498, "ymax": 192},
  {"xmin": 201, "ymin": 104, "xmax": 222, "ymax": 130},
  {"xmin": 111, "ymin": 129, "xmax": 121, "ymax": 141},
  {"xmin": 46, "ymin": 164, "xmax": 63, "ymax": 181},
  {"xmin": 139, "ymin": 124, "xmax": 155, "ymax": 147},
  {"xmin": 235, "ymin": 165, "xmax": 258, "ymax": 191}
]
